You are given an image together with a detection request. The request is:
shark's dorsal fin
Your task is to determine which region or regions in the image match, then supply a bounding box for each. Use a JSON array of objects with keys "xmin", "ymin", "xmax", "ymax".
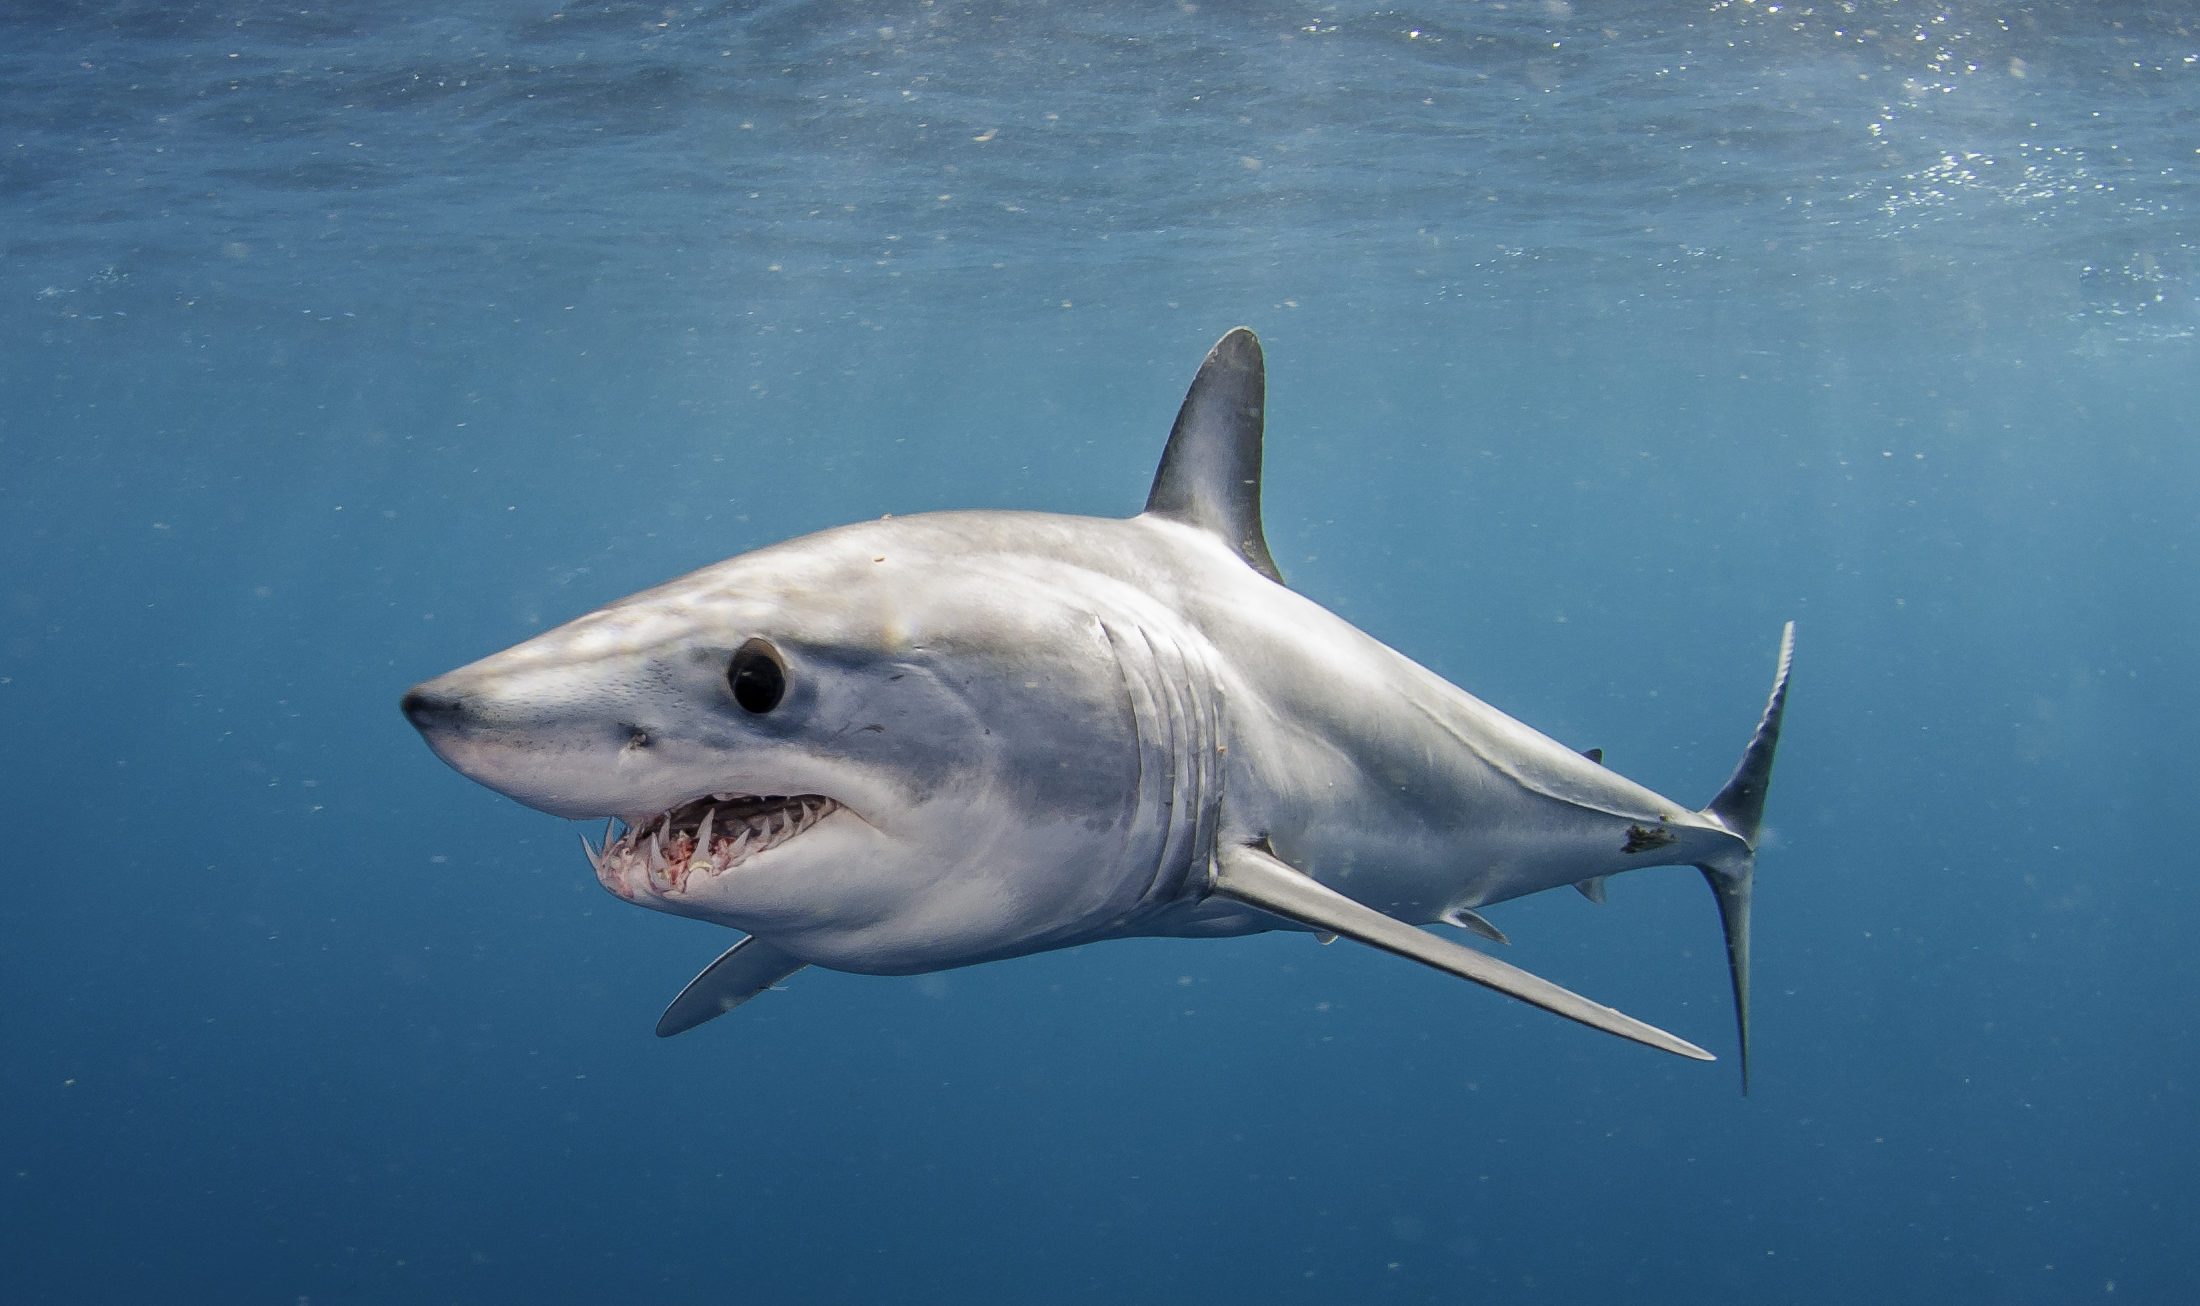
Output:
[{"xmin": 1143, "ymin": 328, "xmax": 1283, "ymax": 584}]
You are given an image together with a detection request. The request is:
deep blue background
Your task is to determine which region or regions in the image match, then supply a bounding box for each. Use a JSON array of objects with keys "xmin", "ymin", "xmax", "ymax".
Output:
[{"xmin": 4, "ymin": 4, "xmax": 2196, "ymax": 1302}]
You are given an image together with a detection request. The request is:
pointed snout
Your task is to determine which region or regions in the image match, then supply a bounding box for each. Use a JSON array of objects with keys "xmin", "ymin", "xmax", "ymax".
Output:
[
  {"xmin": 398, "ymin": 662, "xmax": 675, "ymax": 819},
  {"xmin": 401, "ymin": 681, "xmax": 468, "ymax": 735}
]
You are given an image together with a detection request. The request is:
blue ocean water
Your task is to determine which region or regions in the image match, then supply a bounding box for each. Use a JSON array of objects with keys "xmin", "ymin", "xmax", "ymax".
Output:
[{"xmin": 4, "ymin": 2, "xmax": 2196, "ymax": 1301}]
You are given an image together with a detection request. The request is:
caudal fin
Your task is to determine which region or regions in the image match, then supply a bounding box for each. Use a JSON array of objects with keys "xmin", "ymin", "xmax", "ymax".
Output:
[{"xmin": 1695, "ymin": 621, "xmax": 1796, "ymax": 1095}]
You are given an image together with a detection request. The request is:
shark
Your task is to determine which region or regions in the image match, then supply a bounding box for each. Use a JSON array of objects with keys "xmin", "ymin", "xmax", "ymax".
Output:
[{"xmin": 402, "ymin": 328, "xmax": 1793, "ymax": 1085}]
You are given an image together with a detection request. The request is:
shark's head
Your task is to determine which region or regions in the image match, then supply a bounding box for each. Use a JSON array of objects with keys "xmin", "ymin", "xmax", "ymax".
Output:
[
  {"xmin": 405, "ymin": 328, "xmax": 1269, "ymax": 985},
  {"xmin": 403, "ymin": 515, "xmax": 1177, "ymax": 972}
]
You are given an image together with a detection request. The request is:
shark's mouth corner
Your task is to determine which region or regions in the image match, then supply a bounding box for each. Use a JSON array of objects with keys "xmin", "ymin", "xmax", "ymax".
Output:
[{"xmin": 584, "ymin": 793, "xmax": 842, "ymax": 897}]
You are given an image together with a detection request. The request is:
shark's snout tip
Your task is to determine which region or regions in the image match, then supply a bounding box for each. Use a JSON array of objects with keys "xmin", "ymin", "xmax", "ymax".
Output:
[{"xmin": 401, "ymin": 682, "xmax": 463, "ymax": 733}]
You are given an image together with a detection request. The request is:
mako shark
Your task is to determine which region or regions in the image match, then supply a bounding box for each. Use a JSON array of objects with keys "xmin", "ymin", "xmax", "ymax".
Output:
[{"xmin": 403, "ymin": 329, "xmax": 1793, "ymax": 1084}]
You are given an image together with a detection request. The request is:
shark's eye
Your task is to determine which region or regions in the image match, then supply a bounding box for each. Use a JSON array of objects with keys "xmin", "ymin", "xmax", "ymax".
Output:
[{"xmin": 728, "ymin": 639, "xmax": 786, "ymax": 714}]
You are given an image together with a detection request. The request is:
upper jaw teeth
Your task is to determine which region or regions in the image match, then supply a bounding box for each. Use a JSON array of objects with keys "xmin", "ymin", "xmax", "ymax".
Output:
[{"xmin": 584, "ymin": 793, "xmax": 839, "ymax": 893}]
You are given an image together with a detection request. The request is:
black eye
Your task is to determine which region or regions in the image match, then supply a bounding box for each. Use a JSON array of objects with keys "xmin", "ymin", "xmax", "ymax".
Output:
[{"xmin": 728, "ymin": 639, "xmax": 786, "ymax": 714}]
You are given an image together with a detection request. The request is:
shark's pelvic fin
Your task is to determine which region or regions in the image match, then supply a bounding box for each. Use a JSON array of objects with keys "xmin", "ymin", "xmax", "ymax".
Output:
[
  {"xmin": 1695, "ymin": 621, "xmax": 1797, "ymax": 1094},
  {"xmin": 655, "ymin": 936, "xmax": 809, "ymax": 1037},
  {"xmin": 1572, "ymin": 875, "xmax": 1609, "ymax": 905},
  {"xmin": 1142, "ymin": 327, "xmax": 1283, "ymax": 584},
  {"xmin": 1439, "ymin": 904, "xmax": 1511, "ymax": 945},
  {"xmin": 1211, "ymin": 842, "xmax": 1712, "ymax": 1061}
]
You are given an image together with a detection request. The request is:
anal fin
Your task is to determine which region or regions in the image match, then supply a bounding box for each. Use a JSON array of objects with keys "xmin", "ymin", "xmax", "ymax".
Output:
[
  {"xmin": 655, "ymin": 936, "xmax": 808, "ymax": 1037},
  {"xmin": 1210, "ymin": 843, "xmax": 1710, "ymax": 1062}
]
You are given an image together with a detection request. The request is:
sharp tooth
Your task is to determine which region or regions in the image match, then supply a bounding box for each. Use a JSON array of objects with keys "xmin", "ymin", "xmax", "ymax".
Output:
[
  {"xmin": 578, "ymin": 833, "xmax": 601, "ymax": 873},
  {"xmin": 604, "ymin": 819, "xmax": 618, "ymax": 850},
  {"xmin": 650, "ymin": 829, "xmax": 667, "ymax": 868},
  {"xmin": 694, "ymin": 805, "xmax": 716, "ymax": 858}
]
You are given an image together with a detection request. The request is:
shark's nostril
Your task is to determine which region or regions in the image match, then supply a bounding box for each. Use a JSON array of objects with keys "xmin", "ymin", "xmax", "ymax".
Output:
[{"xmin": 402, "ymin": 685, "xmax": 465, "ymax": 732}]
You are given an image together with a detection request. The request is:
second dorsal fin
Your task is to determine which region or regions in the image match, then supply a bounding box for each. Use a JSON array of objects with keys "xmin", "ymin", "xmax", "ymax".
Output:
[{"xmin": 1142, "ymin": 328, "xmax": 1282, "ymax": 583}]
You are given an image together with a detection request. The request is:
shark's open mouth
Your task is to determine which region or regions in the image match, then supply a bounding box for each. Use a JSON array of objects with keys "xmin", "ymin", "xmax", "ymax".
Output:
[{"xmin": 585, "ymin": 794, "xmax": 840, "ymax": 896}]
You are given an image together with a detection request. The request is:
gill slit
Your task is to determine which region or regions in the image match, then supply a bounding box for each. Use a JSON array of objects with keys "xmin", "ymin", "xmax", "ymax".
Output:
[{"xmin": 1101, "ymin": 616, "xmax": 1225, "ymax": 915}]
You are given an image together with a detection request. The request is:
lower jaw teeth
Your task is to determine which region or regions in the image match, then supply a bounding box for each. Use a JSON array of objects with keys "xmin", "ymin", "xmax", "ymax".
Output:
[{"xmin": 592, "ymin": 796, "xmax": 836, "ymax": 890}]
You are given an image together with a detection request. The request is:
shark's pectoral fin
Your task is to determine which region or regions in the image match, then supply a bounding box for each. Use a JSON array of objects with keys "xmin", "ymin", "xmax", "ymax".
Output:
[
  {"xmin": 655, "ymin": 936, "xmax": 809, "ymax": 1037},
  {"xmin": 1209, "ymin": 843, "xmax": 1712, "ymax": 1062}
]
